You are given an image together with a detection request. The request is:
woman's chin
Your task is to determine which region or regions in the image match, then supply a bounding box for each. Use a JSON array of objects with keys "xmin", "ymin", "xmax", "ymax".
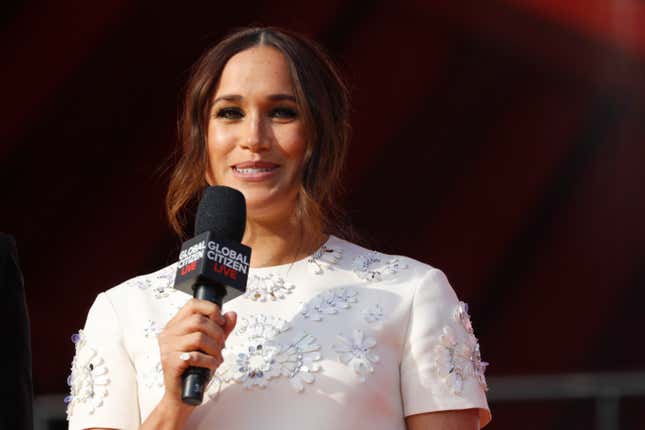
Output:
[{"xmin": 242, "ymin": 191, "xmax": 297, "ymax": 220}]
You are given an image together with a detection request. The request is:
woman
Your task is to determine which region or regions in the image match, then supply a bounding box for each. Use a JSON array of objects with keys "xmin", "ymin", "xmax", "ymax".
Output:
[{"xmin": 66, "ymin": 27, "xmax": 491, "ymax": 430}]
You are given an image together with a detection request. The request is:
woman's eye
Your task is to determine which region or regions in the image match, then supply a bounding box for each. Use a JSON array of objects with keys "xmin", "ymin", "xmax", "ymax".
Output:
[
  {"xmin": 216, "ymin": 107, "xmax": 244, "ymax": 120},
  {"xmin": 271, "ymin": 107, "xmax": 298, "ymax": 119}
]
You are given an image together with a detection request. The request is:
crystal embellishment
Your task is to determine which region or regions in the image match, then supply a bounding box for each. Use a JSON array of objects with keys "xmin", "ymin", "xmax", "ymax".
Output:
[
  {"xmin": 215, "ymin": 315, "xmax": 321, "ymax": 393},
  {"xmin": 143, "ymin": 320, "xmax": 161, "ymax": 339},
  {"xmin": 244, "ymin": 274, "xmax": 295, "ymax": 302},
  {"xmin": 65, "ymin": 331, "xmax": 110, "ymax": 418},
  {"xmin": 127, "ymin": 264, "xmax": 177, "ymax": 300},
  {"xmin": 332, "ymin": 329, "xmax": 380, "ymax": 381},
  {"xmin": 307, "ymin": 245, "xmax": 343, "ymax": 275},
  {"xmin": 433, "ymin": 302, "xmax": 489, "ymax": 394},
  {"xmin": 141, "ymin": 358, "xmax": 164, "ymax": 389},
  {"xmin": 300, "ymin": 288, "xmax": 358, "ymax": 321},
  {"xmin": 352, "ymin": 252, "xmax": 407, "ymax": 282},
  {"xmin": 454, "ymin": 301, "xmax": 474, "ymax": 334},
  {"xmin": 361, "ymin": 304, "xmax": 384, "ymax": 324},
  {"xmin": 151, "ymin": 276, "xmax": 172, "ymax": 299}
]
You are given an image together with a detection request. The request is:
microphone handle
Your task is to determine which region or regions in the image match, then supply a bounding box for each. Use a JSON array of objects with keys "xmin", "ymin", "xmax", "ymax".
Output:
[{"xmin": 181, "ymin": 282, "xmax": 227, "ymax": 406}]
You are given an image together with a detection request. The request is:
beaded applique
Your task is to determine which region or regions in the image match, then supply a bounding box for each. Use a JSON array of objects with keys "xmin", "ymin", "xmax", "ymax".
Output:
[
  {"xmin": 140, "ymin": 319, "xmax": 165, "ymax": 390},
  {"xmin": 454, "ymin": 302, "xmax": 488, "ymax": 391},
  {"xmin": 433, "ymin": 302, "xmax": 488, "ymax": 394},
  {"xmin": 140, "ymin": 357, "xmax": 164, "ymax": 390},
  {"xmin": 244, "ymin": 274, "xmax": 295, "ymax": 302},
  {"xmin": 151, "ymin": 277, "xmax": 173, "ymax": 299},
  {"xmin": 300, "ymin": 288, "xmax": 358, "ymax": 321},
  {"xmin": 143, "ymin": 320, "xmax": 162, "ymax": 339},
  {"xmin": 307, "ymin": 245, "xmax": 343, "ymax": 275},
  {"xmin": 65, "ymin": 331, "xmax": 110, "ymax": 418},
  {"xmin": 214, "ymin": 315, "xmax": 322, "ymax": 393},
  {"xmin": 352, "ymin": 252, "xmax": 407, "ymax": 282},
  {"xmin": 361, "ymin": 304, "xmax": 384, "ymax": 324},
  {"xmin": 127, "ymin": 264, "xmax": 177, "ymax": 300},
  {"xmin": 332, "ymin": 329, "xmax": 380, "ymax": 381}
]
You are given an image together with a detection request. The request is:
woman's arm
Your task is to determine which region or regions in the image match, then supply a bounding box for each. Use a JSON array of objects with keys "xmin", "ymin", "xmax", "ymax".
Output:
[
  {"xmin": 406, "ymin": 408, "xmax": 480, "ymax": 430},
  {"xmin": 81, "ymin": 299, "xmax": 236, "ymax": 430}
]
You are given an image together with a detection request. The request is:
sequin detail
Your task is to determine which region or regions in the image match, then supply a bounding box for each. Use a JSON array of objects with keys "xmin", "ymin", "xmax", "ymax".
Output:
[
  {"xmin": 65, "ymin": 331, "xmax": 110, "ymax": 418},
  {"xmin": 307, "ymin": 245, "xmax": 343, "ymax": 275},
  {"xmin": 433, "ymin": 302, "xmax": 488, "ymax": 394},
  {"xmin": 332, "ymin": 329, "xmax": 380, "ymax": 381},
  {"xmin": 215, "ymin": 315, "xmax": 321, "ymax": 393},
  {"xmin": 143, "ymin": 320, "xmax": 162, "ymax": 339},
  {"xmin": 352, "ymin": 252, "xmax": 407, "ymax": 282},
  {"xmin": 140, "ymin": 358, "xmax": 164, "ymax": 389},
  {"xmin": 300, "ymin": 288, "xmax": 358, "ymax": 321},
  {"xmin": 454, "ymin": 301, "xmax": 474, "ymax": 333},
  {"xmin": 244, "ymin": 274, "xmax": 295, "ymax": 302},
  {"xmin": 127, "ymin": 264, "xmax": 177, "ymax": 299},
  {"xmin": 361, "ymin": 304, "xmax": 384, "ymax": 324}
]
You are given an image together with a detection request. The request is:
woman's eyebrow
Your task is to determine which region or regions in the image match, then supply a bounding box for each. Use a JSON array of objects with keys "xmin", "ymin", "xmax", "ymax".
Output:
[
  {"xmin": 212, "ymin": 94, "xmax": 242, "ymax": 104},
  {"xmin": 212, "ymin": 93, "xmax": 296, "ymax": 104}
]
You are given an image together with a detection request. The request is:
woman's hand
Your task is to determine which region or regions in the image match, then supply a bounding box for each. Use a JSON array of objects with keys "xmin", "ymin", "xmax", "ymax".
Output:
[{"xmin": 156, "ymin": 298, "xmax": 237, "ymax": 412}]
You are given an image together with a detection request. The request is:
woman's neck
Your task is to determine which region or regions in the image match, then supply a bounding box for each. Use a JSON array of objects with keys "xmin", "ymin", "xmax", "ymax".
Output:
[{"xmin": 242, "ymin": 214, "xmax": 326, "ymax": 268}]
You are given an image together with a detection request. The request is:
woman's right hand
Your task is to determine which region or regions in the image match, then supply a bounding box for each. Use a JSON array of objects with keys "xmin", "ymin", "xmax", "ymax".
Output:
[{"xmin": 156, "ymin": 298, "xmax": 237, "ymax": 413}]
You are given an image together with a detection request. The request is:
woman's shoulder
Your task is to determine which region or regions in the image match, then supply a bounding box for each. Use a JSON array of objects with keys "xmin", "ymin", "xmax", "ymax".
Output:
[
  {"xmin": 98, "ymin": 262, "xmax": 180, "ymax": 310},
  {"xmin": 328, "ymin": 235, "xmax": 440, "ymax": 282}
]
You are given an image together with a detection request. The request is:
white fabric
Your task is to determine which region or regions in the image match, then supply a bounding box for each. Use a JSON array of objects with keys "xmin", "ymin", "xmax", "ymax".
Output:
[{"xmin": 67, "ymin": 236, "xmax": 491, "ymax": 429}]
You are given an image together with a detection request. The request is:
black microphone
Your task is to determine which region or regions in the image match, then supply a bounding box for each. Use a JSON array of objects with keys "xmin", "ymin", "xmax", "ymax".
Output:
[{"xmin": 173, "ymin": 186, "xmax": 251, "ymax": 405}]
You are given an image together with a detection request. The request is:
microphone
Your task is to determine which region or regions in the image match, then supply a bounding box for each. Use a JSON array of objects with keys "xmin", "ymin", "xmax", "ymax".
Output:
[{"xmin": 172, "ymin": 186, "xmax": 251, "ymax": 405}]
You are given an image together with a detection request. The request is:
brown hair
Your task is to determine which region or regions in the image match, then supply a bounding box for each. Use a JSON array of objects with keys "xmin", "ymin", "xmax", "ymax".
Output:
[{"xmin": 166, "ymin": 27, "xmax": 351, "ymax": 239}]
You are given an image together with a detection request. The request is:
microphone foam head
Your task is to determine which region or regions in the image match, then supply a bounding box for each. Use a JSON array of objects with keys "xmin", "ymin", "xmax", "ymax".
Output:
[{"xmin": 194, "ymin": 186, "xmax": 246, "ymax": 240}]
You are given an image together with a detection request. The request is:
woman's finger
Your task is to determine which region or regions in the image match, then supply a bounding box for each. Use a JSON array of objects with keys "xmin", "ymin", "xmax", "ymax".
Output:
[
  {"xmin": 222, "ymin": 311, "xmax": 237, "ymax": 339},
  {"xmin": 173, "ymin": 313, "xmax": 227, "ymax": 343},
  {"xmin": 165, "ymin": 350, "xmax": 221, "ymax": 377},
  {"xmin": 178, "ymin": 351, "xmax": 221, "ymax": 371},
  {"xmin": 178, "ymin": 331, "xmax": 224, "ymax": 357},
  {"xmin": 168, "ymin": 298, "xmax": 225, "ymax": 327}
]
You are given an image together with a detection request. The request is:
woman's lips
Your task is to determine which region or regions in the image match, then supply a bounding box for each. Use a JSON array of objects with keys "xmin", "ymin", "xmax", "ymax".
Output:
[{"xmin": 231, "ymin": 161, "xmax": 280, "ymax": 181}]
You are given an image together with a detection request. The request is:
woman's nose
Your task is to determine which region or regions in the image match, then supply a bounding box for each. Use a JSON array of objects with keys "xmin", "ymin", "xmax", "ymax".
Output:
[{"xmin": 241, "ymin": 113, "xmax": 270, "ymax": 151}]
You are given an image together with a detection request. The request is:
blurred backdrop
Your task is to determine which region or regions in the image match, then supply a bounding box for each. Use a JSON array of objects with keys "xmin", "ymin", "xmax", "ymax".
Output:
[{"xmin": 2, "ymin": 0, "xmax": 645, "ymax": 428}]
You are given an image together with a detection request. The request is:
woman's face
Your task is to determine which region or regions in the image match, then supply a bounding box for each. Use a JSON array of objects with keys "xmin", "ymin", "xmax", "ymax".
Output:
[{"xmin": 206, "ymin": 46, "xmax": 307, "ymax": 219}]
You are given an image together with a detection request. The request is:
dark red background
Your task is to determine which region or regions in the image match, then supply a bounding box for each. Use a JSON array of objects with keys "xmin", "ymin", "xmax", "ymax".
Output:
[{"xmin": 3, "ymin": 1, "xmax": 645, "ymax": 428}]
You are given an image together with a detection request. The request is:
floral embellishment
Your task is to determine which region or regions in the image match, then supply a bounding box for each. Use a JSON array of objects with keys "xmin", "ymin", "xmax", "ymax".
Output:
[
  {"xmin": 453, "ymin": 301, "xmax": 488, "ymax": 390},
  {"xmin": 332, "ymin": 329, "xmax": 380, "ymax": 381},
  {"xmin": 244, "ymin": 274, "xmax": 295, "ymax": 302},
  {"xmin": 65, "ymin": 331, "xmax": 110, "ymax": 418},
  {"xmin": 352, "ymin": 252, "xmax": 407, "ymax": 282},
  {"xmin": 214, "ymin": 315, "xmax": 321, "ymax": 393},
  {"xmin": 471, "ymin": 343, "xmax": 488, "ymax": 390},
  {"xmin": 300, "ymin": 288, "xmax": 358, "ymax": 321},
  {"xmin": 433, "ymin": 302, "xmax": 489, "ymax": 394},
  {"xmin": 127, "ymin": 264, "xmax": 177, "ymax": 299},
  {"xmin": 143, "ymin": 320, "xmax": 162, "ymax": 339},
  {"xmin": 307, "ymin": 245, "xmax": 343, "ymax": 275},
  {"xmin": 151, "ymin": 276, "xmax": 173, "ymax": 299},
  {"xmin": 223, "ymin": 339, "xmax": 282, "ymax": 389},
  {"xmin": 454, "ymin": 301, "xmax": 474, "ymax": 334},
  {"xmin": 361, "ymin": 304, "xmax": 384, "ymax": 324},
  {"xmin": 140, "ymin": 357, "xmax": 164, "ymax": 389},
  {"xmin": 276, "ymin": 332, "xmax": 322, "ymax": 392}
]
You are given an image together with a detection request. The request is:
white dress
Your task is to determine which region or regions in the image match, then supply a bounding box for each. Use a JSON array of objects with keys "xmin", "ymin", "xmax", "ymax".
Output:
[{"xmin": 66, "ymin": 235, "xmax": 491, "ymax": 429}]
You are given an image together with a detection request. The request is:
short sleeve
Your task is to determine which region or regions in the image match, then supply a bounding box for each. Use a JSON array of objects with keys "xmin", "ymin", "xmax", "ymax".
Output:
[
  {"xmin": 67, "ymin": 292, "xmax": 141, "ymax": 430},
  {"xmin": 400, "ymin": 268, "xmax": 491, "ymax": 427}
]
